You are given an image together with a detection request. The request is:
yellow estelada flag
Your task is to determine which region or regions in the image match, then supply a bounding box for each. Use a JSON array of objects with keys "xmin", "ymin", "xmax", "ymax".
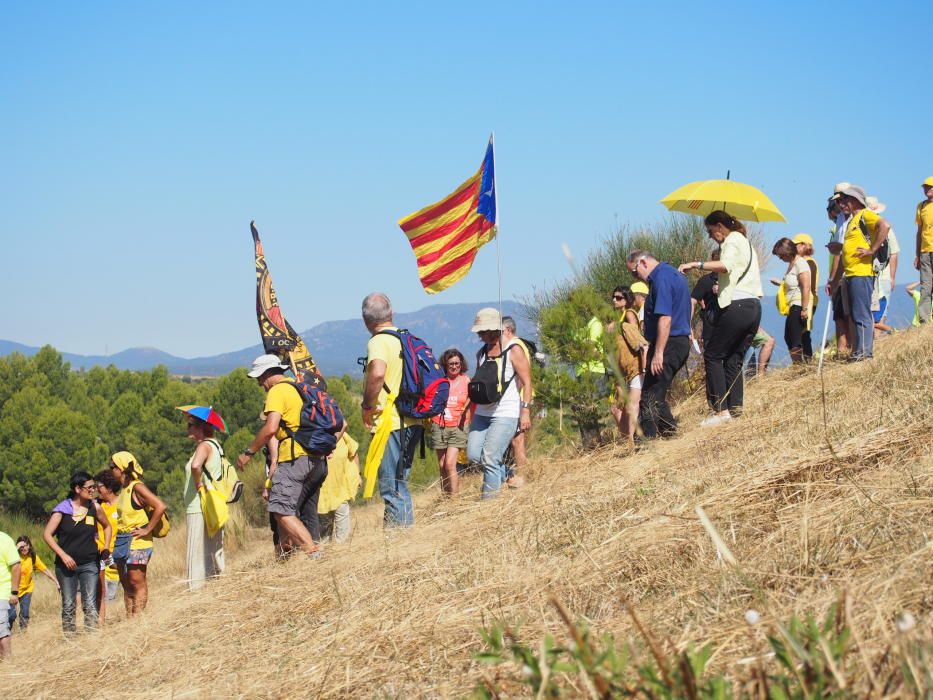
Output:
[{"xmin": 362, "ymin": 392, "xmax": 398, "ymax": 498}]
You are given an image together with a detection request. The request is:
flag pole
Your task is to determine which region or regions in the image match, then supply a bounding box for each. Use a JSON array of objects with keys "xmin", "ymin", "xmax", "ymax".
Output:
[
  {"xmin": 491, "ymin": 132, "xmax": 503, "ymax": 327},
  {"xmin": 816, "ymin": 292, "xmax": 833, "ymax": 374}
]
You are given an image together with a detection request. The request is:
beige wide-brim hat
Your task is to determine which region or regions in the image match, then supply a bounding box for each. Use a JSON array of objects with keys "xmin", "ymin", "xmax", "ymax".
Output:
[
  {"xmin": 470, "ymin": 307, "xmax": 503, "ymax": 332},
  {"xmin": 839, "ymin": 185, "xmax": 868, "ymax": 207},
  {"xmin": 866, "ymin": 195, "xmax": 886, "ymax": 214}
]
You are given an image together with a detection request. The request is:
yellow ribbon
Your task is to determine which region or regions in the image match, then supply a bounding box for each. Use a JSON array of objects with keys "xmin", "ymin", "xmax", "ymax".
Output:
[{"xmin": 362, "ymin": 393, "xmax": 397, "ymax": 499}]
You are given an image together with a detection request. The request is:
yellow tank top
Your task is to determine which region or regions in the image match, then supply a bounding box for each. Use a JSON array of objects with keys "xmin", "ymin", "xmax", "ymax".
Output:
[{"xmin": 116, "ymin": 481, "xmax": 153, "ymax": 549}]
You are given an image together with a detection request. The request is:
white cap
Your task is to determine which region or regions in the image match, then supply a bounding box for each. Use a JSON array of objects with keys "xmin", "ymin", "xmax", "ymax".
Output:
[{"xmin": 247, "ymin": 354, "xmax": 289, "ymax": 378}]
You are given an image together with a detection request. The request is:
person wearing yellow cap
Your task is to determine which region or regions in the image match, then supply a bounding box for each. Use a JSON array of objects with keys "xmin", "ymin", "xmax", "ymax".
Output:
[
  {"xmin": 771, "ymin": 238, "xmax": 812, "ymax": 364},
  {"xmin": 109, "ymin": 452, "xmax": 166, "ymax": 616},
  {"xmin": 915, "ymin": 176, "xmax": 933, "ymax": 324},
  {"xmin": 630, "ymin": 281, "xmax": 649, "ymax": 324}
]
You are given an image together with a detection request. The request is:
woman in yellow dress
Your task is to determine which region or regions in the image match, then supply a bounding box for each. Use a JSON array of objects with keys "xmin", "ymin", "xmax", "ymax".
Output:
[{"xmin": 317, "ymin": 432, "xmax": 361, "ymax": 543}]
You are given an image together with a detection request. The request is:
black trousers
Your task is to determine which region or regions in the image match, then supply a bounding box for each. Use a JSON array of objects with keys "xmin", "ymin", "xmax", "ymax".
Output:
[
  {"xmin": 704, "ymin": 298, "xmax": 761, "ymax": 414},
  {"xmin": 785, "ymin": 305, "xmax": 804, "ymax": 352},
  {"xmin": 639, "ymin": 335, "xmax": 690, "ymax": 438},
  {"xmin": 785, "ymin": 305, "xmax": 812, "ymax": 361}
]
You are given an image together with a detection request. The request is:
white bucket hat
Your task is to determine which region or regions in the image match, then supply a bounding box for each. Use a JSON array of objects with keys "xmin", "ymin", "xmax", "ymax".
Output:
[
  {"xmin": 470, "ymin": 307, "xmax": 503, "ymax": 333},
  {"xmin": 866, "ymin": 195, "xmax": 886, "ymax": 214},
  {"xmin": 247, "ymin": 354, "xmax": 289, "ymax": 378}
]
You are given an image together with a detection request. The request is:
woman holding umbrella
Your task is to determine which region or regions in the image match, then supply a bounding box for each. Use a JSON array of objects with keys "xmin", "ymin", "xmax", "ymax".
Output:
[
  {"xmin": 679, "ymin": 210, "xmax": 763, "ymax": 426},
  {"xmin": 178, "ymin": 406, "xmax": 228, "ymax": 591}
]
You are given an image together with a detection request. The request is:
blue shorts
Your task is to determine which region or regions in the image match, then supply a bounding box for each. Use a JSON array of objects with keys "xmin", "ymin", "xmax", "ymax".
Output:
[
  {"xmin": 872, "ymin": 296, "xmax": 888, "ymax": 323},
  {"xmin": 113, "ymin": 533, "xmax": 133, "ymax": 564}
]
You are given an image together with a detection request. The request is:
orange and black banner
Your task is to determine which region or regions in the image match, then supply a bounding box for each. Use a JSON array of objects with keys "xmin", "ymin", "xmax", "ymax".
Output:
[{"xmin": 251, "ymin": 221, "xmax": 323, "ymax": 382}]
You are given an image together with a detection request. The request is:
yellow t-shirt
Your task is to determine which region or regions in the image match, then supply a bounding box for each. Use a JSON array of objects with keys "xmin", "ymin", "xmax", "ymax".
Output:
[
  {"xmin": 96, "ymin": 501, "xmax": 118, "ymax": 551},
  {"xmin": 264, "ymin": 379, "xmax": 309, "ymax": 461},
  {"xmin": 317, "ymin": 433, "xmax": 361, "ymax": 514},
  {"xmin": 366, "ymin": 328, "xmax": 406, "ymax": 432},
  {"xmin": 917, "ymin": 201, "xmax": 933, "ymax": 253},
  {"xmin": 843, "ymin": 208, "xmax": 882, "ymax": 277},
  {"xmin": 99, "ymin": 500, "xmax": 121, "ymax": 578},
  {"xmin": 116, "ymin": 482, "xmax": 154, "ymax": 550},
  {"xmin": 18, "ymin": 553, "xmax": 48, "ymax": 595}
]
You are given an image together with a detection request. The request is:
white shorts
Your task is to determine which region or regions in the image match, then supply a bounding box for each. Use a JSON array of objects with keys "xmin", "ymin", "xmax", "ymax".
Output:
[
  {"xmin": 628, "ymin": 373, "xmax": 643, "ymax": 390},
  {"xmin": 0, "ymin": 600, "xmax": 10, "ymax": 638}
]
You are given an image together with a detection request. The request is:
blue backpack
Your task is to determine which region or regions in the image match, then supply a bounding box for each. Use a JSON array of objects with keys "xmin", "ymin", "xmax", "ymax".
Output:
[
  {"xmin": 376, "ymin": 329, "xmax": 449, "ymax": 419},
  {"xmin": 279, "ymin": 379, "xmax": 346, "ymax": 457}
]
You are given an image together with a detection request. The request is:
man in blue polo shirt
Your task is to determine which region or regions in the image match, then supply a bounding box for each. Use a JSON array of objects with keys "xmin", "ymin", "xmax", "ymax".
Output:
[{"xmin": 627, "ymin": 250, "xmax": 692, "ymax": 439}]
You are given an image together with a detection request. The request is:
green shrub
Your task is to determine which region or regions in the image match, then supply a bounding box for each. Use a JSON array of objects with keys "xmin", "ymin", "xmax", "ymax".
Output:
[{"xmin": 472, "ymin": 598, "xmax": 923, "ymax": 698}]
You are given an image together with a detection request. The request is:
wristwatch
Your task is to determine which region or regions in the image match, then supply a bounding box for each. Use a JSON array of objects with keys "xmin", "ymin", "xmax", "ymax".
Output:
[
  {"xmin": 242, "ymin": 448, "xmax": 256, "ymax": 457},
  {"xmin": 520, "ymin": 401, "xmax": 533, "ymax": 409}
]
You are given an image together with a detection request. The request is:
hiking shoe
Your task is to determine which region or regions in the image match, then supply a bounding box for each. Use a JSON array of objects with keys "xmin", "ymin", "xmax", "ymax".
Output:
[
  {"xmin": 506, "ymin": 475, "xmax": 525, "ymax": 488},
  {"xmin": 700, "ymin": 413, "xmax": 733, "ymax": 427},
  {"xmin": 307, "ymin": 549, "xmax": 324, "ymax": 561}
]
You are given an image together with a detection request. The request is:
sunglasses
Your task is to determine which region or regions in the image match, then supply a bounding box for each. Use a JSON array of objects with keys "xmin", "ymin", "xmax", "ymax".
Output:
[{"xmin": 612, "ymin": 294, "xmax": 624, "ymax": 301}]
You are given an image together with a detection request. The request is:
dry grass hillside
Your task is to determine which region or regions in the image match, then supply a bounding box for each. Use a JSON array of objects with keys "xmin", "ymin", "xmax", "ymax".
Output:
[{"xmin": 2, "ymin": 328, "xmax": 931, "ymax": 698}]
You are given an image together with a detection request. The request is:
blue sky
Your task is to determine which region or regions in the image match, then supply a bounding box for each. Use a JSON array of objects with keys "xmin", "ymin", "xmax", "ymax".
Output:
[{"xmin": 2, "ymin": 2, "xmax": 928, "ymax": 357}]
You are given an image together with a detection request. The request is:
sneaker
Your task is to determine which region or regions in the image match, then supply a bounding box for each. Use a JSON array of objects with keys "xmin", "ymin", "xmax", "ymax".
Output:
[
  {"xmin": 700, "ymin": 413, "xmax": 733, "ymax": 427},
  {"xmin": 506, "ymin": 475, "xmax": 525, "ymax": 488},
  {"xmin": 306, "ymin": 549, "xmax": 324, "ymax": 561}
]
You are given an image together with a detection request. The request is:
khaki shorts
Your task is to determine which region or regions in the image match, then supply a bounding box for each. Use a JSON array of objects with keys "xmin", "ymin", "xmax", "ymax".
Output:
[
  {"xmin": 429, "ymin": 424, "xmax": 468, "ymax": 450},
  {"xmin": 268, "ymin": 456, "xmax": 312, "ymax": 516},
  {"xmin": 750, "ymin": 329, "xmax": 772, "ymax": 348}
]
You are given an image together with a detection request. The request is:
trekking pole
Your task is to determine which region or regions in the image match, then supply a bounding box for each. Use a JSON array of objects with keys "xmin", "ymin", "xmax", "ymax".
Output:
[{"xmin": 816, "ymin": 291, "xmax": 833, "ymax": 374}]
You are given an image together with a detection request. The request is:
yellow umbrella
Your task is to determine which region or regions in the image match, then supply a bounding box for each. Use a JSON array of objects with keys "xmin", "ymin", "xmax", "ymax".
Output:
[{"xmin": 660, "ymin": 179, "xmax": 786, "ymax": 223}]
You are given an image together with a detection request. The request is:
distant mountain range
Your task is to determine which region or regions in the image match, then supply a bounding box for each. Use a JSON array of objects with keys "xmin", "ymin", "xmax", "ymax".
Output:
[
  {"xmin": 0, "ymin": 291, "xmax": 921, "ymax": 376},
  {"xmin": 0, "ymin": 301, "xmax": 534, "ymax": 377}
]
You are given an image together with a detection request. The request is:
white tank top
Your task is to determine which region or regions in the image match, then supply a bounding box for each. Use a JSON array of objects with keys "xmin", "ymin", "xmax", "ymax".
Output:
[{"xmin": 474, "ymin": 343, "xmax": 520, "ymax": 419}]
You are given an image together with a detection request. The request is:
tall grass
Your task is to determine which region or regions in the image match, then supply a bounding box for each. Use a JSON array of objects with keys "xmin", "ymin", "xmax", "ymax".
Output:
[{"xmin": 2, "ymin": 327, "xmax": 930, "ymax": 697}]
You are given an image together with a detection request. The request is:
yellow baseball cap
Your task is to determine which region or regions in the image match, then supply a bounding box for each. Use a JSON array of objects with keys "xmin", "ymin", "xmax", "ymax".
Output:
[
  {"xmin": 792, "ymin": 233, "xmax": 814, "ymax": 246},
  {"xmin": 923, "ymin": 176, "xmax": 933, "ymax": 188},
  {"xmin": 630, "ymin": 281, "xmax": 649, "ymax": 295},
  {"xmin": 110, "ymin": 451, "xmax": 143, "ymax": 476}
]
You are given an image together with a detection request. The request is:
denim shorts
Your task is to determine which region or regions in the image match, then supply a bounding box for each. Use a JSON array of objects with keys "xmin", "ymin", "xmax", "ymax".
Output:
[{"xmin": 113, "ymin": 532, "xmax": 133, "ymax": 563}]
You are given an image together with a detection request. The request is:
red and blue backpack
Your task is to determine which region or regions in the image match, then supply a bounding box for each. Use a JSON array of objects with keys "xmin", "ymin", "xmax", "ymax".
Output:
[
  {"xmin": 376, "ymin": 329, "xmax": 449, "ymax": 420},
  {"xmin": 280, "ymin": 378, "xmax": 346, "ymax": 456}
]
